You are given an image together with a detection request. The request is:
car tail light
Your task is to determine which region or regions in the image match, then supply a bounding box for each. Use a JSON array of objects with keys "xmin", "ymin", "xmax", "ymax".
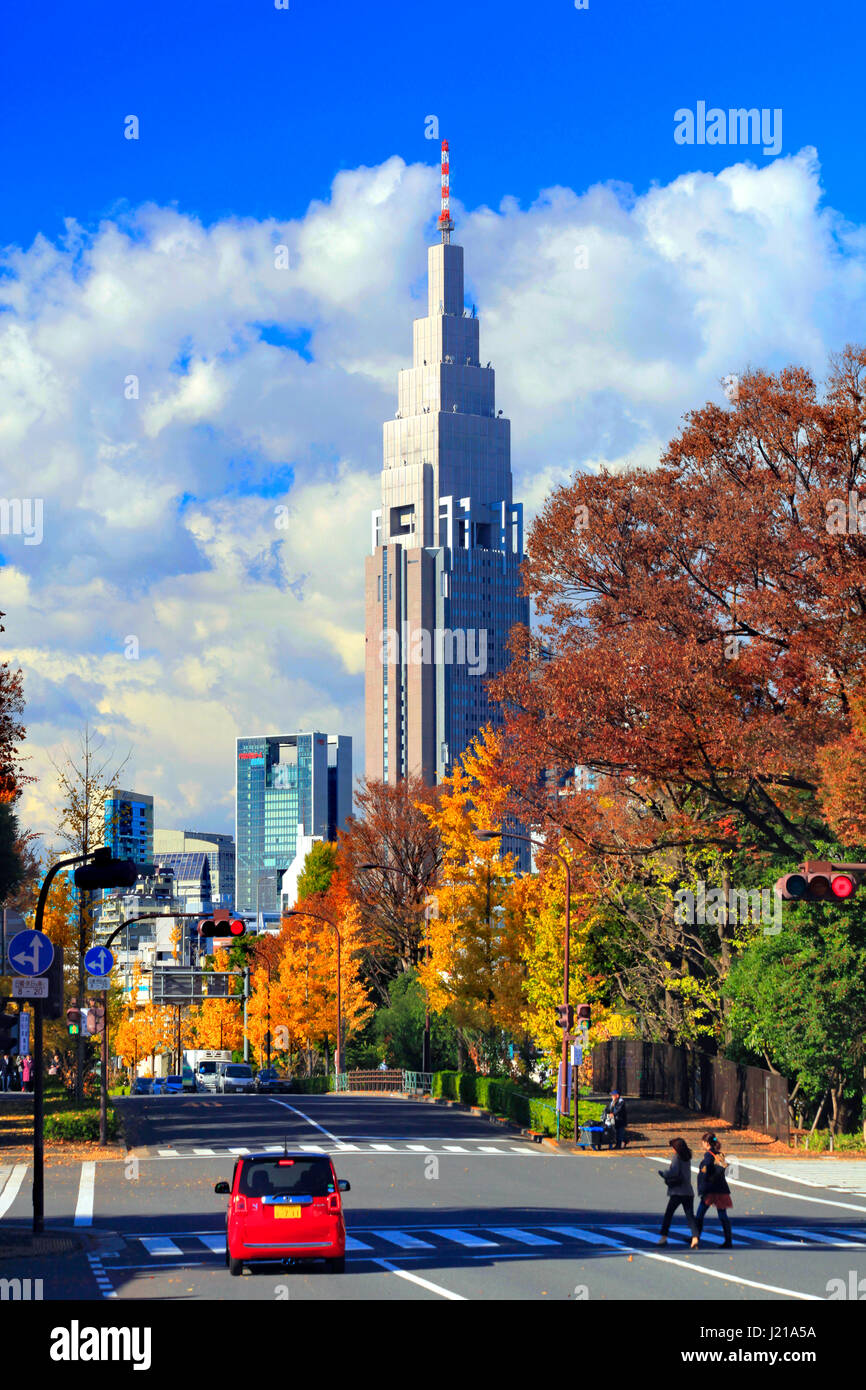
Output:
[
  {"xmin": 328, "ymin": 1193, "xmax": 340, "ymax": 1212},
  {"xmin": 234, "ymin": 1196, "xmax": 247, "ymax": 1213}
]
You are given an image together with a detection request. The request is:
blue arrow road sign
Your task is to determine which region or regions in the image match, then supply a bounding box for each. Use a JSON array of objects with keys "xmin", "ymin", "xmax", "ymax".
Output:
[
  {"xmin": 7, "ymin": 929, "xmax": 54, "ymax": 976},
  {"xmin": 84, "ymin": 945, "xmax": 114, "ymax": 977}
]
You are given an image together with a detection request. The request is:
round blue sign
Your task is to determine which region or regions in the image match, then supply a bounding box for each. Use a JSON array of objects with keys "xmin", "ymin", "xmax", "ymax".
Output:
[
  {"xmin": 7, "ymin": 929, "xmax": 54, "ymax": 976},
  {"xmin": 84, "ymin": 945, "xmax": 115, "ymax": 977}
]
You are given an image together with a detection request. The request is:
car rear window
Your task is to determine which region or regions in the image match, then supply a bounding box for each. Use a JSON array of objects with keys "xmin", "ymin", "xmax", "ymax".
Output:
[
  {"xmin": 225, "ymin": 1065, "xmax": 252, "ymax": 1078},
  {"xmin": 239, "ymin": 1158, "xmax": 334, "ymax": 1198}
]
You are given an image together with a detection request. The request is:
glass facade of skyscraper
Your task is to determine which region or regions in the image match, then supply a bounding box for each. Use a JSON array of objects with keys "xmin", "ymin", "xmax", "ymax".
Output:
[
  {"xmin": 104, "ymin": 788, "xmax": 154, "ymax": 867},
  {"xmin": 235, "ymin": 733, "xmax": 351, "ymax": 915}
]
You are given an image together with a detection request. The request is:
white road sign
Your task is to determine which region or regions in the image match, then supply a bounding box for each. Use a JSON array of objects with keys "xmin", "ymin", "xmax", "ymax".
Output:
[{"xmin": 12, "ymin": 977, "xmax": 48, "ymax": 999}]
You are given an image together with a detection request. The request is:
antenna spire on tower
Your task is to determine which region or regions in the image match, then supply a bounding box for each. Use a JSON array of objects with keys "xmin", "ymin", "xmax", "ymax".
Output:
[{"xmin": 438, "ymin": 139, "xmax": 453, "ymax": 243}]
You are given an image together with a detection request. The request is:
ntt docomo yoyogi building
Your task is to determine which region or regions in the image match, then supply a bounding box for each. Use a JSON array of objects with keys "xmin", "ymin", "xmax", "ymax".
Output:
[{"xmin": 364, "ymin": 141, "xmax": 529, "ymax": 789}]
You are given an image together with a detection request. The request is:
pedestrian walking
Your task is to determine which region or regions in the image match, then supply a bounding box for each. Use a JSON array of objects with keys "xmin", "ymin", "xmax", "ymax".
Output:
[
  {"xmin": 695, "ymin": 1131, "xmax": 734, "ymax": 1248},
  {"xmin": 21, "ymin": 1053, "xmax": 33, "ymax": 1092},
  {"xmin": 602, "ymin": 1089, "xmax": 629, "ymax": 1149},
  {"xmin": 657, "ymin": 1137, "xmax": 700, "ymax": 1247}
]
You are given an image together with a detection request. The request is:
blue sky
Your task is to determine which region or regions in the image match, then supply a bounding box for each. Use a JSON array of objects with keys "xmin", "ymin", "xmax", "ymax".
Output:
[
  {"xmin": 3, "ymin": 0, "xmax": 865, "ymax": 840},
  {"xmin": 2, "ymin": 0, "xmax": 863, "ymax": 247}
]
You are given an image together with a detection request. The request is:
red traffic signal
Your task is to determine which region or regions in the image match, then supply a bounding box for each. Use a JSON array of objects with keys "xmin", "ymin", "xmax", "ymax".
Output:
[
  {"xmin": 775, "ymin": 862, "xmax": 861, "ymax": 902},
  {"xmin": 555, "ymin": 1003, "xmax": 574, "ymax": 1031},
  {"xmin": 228, "ymin": 919, "xmax": 245, "ymax": 937}
]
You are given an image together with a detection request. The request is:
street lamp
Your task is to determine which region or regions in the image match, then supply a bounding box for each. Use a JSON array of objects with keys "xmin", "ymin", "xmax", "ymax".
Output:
[
  {"xmin": 359, "ymin": 862, "xmax": 433, "ymax": 1073},
  {"xmin": 475, "ymin": 829, "xmax": 573, "ymax": 1119},
  {"xmin": 284, "ymin": 909, "xmax": 343, "ymax": 1077}
]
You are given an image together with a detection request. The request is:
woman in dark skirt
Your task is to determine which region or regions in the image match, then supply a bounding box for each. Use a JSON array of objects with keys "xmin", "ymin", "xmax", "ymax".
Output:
[{"xmin": 696, "ymin": 1131, "xmax": 733, "ymax": 1248}]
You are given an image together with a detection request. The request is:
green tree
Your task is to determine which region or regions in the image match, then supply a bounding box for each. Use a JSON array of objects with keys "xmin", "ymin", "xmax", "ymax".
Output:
[
  {"xmin": 296, "ymin": 842, "xmax": 338, "ymax": 903},
  {"xmin": 726, "ymin": 898, "xmax": 866, "ymax": 1137},
  {"xmin": 374, "ymin": 970, "xmax": 458, "ymax": 1071}
]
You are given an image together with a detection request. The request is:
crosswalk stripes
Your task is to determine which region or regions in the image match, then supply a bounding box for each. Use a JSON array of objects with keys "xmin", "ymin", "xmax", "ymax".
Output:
[
  {"xmin": 144, "ymin": 1140, "xmax": 541, "ymax": 1159},
  {"xmin": 108, "ymin": 1219, "xmax": 866, "ymax": 1269}
]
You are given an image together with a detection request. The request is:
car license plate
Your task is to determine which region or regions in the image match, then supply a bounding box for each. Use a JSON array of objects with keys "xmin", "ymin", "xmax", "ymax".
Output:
[{"xmin": 275, "ymin": 1206, "xmax": 302, "ymax": 1219}]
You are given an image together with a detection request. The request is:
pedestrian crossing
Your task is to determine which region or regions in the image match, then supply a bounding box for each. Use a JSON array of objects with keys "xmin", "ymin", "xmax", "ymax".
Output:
[
  {"xmin": 151, "ymin": 1140, "xmax": 540, "ymax": 1159},
  {"xmin": 109, "ymin": 1219, "xmax": 866, "ymax": 1265}
]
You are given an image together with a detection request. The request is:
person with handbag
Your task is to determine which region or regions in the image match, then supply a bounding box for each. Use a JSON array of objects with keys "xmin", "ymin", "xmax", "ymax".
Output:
[
  {"xmin": 658, "ymin": 1137, "xmax": 700, "ymax": 1247},
  {"xmin": 695, "ymin": 1131, "xmax": 734, "ymax": 1248},
  {"xmin": 602, "ymin": 1089, "xmax": 628, "ymax": 1149}
]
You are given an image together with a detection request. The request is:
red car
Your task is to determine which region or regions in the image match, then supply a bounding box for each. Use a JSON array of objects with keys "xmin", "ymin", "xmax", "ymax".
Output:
[{"xmin": 215, "ymin": 1150, "xmax": 350, "ymax": 1275}]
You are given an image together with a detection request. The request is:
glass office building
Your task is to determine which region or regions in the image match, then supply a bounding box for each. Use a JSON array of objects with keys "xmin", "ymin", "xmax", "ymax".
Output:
[
  {"xmin": 235, "ymin": 733, "xmax": 352, "ymax": 915},
  {"xmin": 104, "ymin": 788, "xmax": 154, "ymax": 867},
  {"xmin": 153, "ymin": 829, "xmax": 235, "ymax": 907}
]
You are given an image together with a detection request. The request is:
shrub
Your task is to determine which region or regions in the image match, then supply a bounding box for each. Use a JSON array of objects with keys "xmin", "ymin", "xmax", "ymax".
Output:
[
  {"xmin": 291, "ymin": 1076, "xmax": 335, "ymax": 1094},
  {"xmin": 44, "ymin": 1108, "xmax": 119, "ymax": 1142},
  {"xmin": 430, "ymin": 1071, "xmax": 604, "ymax": 1136}
]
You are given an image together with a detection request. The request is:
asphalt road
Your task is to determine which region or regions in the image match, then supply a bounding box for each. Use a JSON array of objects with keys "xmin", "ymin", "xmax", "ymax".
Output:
[{"xmin": 2, "ymin": 1094, "xmax": 866, "ymax": 1302}]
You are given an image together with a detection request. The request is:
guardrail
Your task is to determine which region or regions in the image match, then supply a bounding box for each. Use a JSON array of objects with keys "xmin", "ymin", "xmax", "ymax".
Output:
[
  {"xmin": 345, "ymin": 1069, "xmax": 405, "ymax": 1092},
  {"xmin": 402, "ymin": 1071, "xmax": 433, "ymax": 1094}
]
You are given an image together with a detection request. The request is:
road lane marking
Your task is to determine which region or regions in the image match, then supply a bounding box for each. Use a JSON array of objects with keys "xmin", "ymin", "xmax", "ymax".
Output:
[
  {"xmin": 198, "ymin": 1234, "xmax": 226, "ymax": 1253},
  {"xmin": 370, "ymin": 1144, "xmax": 397, "ymax": 1152},
  {"xmin": 0, "ymin": 1164, "xmax": 28, "ymax": 1219},
  {"xmin": 157, "ymin": 1148, "xmax": 179, "ymax": 1156},
  {"xmin": 372, "ymin": 1229, "xmax": 436, "ymax": 1250},
  {"xmin": 405, "ymin": 1145, "xmax": 434, "ymax": 1152},
  {"xmin": 193, "ymin": 1148, "xmax": 215, "ymax": 1155},
  {"xmin": 442, "ymin": 1145, "xmax": 469, "ymax": 1153},
  {"xmin": 486, "ymin": 1227, "xmax": 559, "ymax": 1246},
  {"xmin": 604, "ymin": 1222, "xmax": 723, "ymax": 1248},
  {"xmin": 827, "ymin": 1226, "xmax": 866, "ymax": 1241},
  {"xmin": 641, "ymin": 1154, "xmax": 866, "ymax": 1214},
  {"xmin": 373, "ymin": 1258, "xmax": 465, "ymax": 1301},
  {"xmin": 268, "ymin": 1099, "xmax": 343, "ymax": 1143},
  {"xmin": 478, "ymin": 1146, "xmax": 507, "ymax": 1154},
  {"xmin": 428, "ymin": 1228, "xmax": 497, "ymax": 1248},
  {"xmin": 228, "ymin": 1147, "xmax": 251, "ymax": 1155},
  {"xmin": 345, "ymin": 1235, "xmax": 374, "ymax": 1252},
  {"xmin": 334, "ymin": 1144, "xmax": 359, "ymax": 1151},
  {"xmin": 74, "ymin": 1161, "xmax": 96, "ymax": 1227},
  {"xmin": 141, "ymin": 1237, "xmax": 184, "ymax": 1256}
]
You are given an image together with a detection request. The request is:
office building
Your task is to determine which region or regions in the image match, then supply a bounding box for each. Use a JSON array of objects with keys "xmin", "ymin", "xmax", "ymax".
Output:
[
  {"xmin": 235, "ymin": 732, "xmax": 352, "ymax": 915},
  {"xmin": 364, "ymin": 140, "xmax": 529, "ymax": 786},
  {"xmin": 104, "ymin": 788, "xmax": 154, "ymax": 866},
  {"xmin": 153, "ymin": 829, "xmax": 235, "ymax": 906}
]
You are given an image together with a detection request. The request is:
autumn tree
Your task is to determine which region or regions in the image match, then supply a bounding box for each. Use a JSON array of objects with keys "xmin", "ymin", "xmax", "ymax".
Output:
[{"xmin": 340, "ymin": 776, "xmax": 442, "ymax": 1001}]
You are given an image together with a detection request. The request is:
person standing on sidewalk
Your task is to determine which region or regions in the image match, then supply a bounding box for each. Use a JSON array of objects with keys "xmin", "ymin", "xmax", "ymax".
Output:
[
  {"xmin": 21, "ymin": 1053, "xmax": 33, "ymax": 1093},
  {"xmin": 0, "ymin": 1051, "xmax": 9, "ymax": 1092},
  {"xmin": 658, "ymin": 1138, "xmax": 700, "ymax": 1247},
  {"xmin": 602, "ymin": 1089, "xmax": 629, "ymax": 1149},
  {"xmin": 695, "ymin": 1132, "xmax": 734, "ymax": 1247}
]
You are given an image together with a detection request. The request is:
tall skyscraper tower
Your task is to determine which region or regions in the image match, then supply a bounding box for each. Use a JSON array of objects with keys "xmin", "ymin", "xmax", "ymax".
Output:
[{"xmin": 365, "ymin": 141, "xmax": 528, "ymax": 784}]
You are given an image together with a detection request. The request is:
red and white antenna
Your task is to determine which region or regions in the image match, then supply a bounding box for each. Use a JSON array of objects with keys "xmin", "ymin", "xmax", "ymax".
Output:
[{"xmin": 438, "ymin": 139, "xmax": 453, "ymax": 243}]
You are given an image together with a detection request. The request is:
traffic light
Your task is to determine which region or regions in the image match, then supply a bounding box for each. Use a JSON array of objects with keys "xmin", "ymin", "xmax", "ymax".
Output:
[
  {"xmin": 66, "ymin": 1002, "xmax": 81, "ymax": 1036},
  {"xmin": 74, "ymin": 847, "xmax": 139, "ymax": 891},
  {"xmin": 555, "ymin": 1003, "xmax": 574, "ymax": 1031},
  {"xmin": 775, "ymin": 861, "xmax": 861, "ymax": 902},
  {"xmin": 0, "ymin": 1005, "xmax": 18, "ymax": 1054},
  {"xmin": 45, "ymin": 945, "xmax": 64, "ymax": 1021},
  {"xmin": 575, "ymin": 1003, "xmax": 591, "ymax": 1024},
  {"xmin": 197, "ymin": 917, "xmax": 216, "ymax": 937},
  {"xmin": 228, "ymin": 918, "xmax": 245, "ymax": 937}
]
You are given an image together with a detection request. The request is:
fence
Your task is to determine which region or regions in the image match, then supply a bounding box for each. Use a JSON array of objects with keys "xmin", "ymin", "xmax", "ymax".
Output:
[
  {"xmin": 591, "ymin": 1039, "xmax": 789, "ymax": 1141},
  {"xmin": 344, "ymin": 1069, "xmax": 405, "ymax": 1092}
]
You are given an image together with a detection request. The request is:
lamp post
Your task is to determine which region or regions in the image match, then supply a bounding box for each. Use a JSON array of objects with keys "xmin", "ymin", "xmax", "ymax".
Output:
[
  {"xmin": 359, "ymin": 862, "xmax": 433, "ymax": 1073},
  {"xmin": 475, "ymin": 829, "xmax": 573, "ymax": 1119},
  {"xmin": 284, "ymin": 909, "xmax": 343, "ymax": 1077}
]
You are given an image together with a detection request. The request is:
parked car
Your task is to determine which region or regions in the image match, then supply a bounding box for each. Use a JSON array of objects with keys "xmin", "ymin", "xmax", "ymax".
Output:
[
  {"xmin": 255, "ymin": 1068, "xmax": 292, "ymax": 1094},
  {"xmin": 219, "ymin": 1063, "xmax": 255, "ymax": 1095},
  {"xmin": 131, "ymin": 1077, "xmax": 153, "ymax": 1096},
  {"xmin": 152, "ymin": 1077, "xmax": 165, "ymax": 1095},
  {"xmin": 214, "ymin": 1151, "xmax": 350, "ymax": 1275},
  {"xmin": 164, "ymin": 1075, "xmax": 184, "ymax": 1095}
]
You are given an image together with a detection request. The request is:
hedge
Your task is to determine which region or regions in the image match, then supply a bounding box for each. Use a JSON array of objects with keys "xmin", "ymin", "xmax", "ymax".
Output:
[
  {"xmin": 431, "ymin": 1071, "xmax": 603, "ymax": 1138},
  {"xmin": 43, "ymin": 1107, "xmax": 119, "ymax": 1142},
  {"xmin": 291, "ymin": 1076, "xmax": 335, "ymax": 1094}
]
